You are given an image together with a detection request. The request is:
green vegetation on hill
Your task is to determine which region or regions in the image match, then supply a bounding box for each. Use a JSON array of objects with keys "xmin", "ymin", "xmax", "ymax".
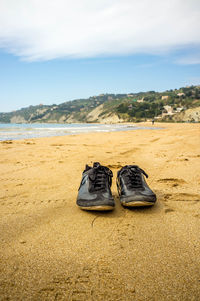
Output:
[{"xmin": 0, "ymin": 86, "xmax": 200, "ymax": 123}]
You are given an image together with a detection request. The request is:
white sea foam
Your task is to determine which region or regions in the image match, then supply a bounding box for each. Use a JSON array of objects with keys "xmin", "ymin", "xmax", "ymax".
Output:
[{"xmin": 0, "ymin": 123, "xmax": 158, "ymax": 141}]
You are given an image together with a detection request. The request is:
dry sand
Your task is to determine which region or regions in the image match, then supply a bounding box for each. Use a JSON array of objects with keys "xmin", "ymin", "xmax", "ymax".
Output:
[{"xmin": 0, "ymin": 122, "xmax": 200, "ymax": 300}]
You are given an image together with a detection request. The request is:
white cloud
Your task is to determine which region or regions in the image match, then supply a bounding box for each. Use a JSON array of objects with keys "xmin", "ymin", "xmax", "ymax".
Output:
[{"xmin": 0, "ymin": 0, "xmax": 200, "ymax": 61}]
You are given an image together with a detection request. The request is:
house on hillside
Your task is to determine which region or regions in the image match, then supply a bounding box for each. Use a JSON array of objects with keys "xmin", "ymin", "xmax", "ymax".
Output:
[
  {"xmin": 162, "ymin": 105, "xmax": 174, "ymax": 117},
  {"xmin": 137, "ymin": 98, "xmax": 144, "ymax": 103},
  {"xmin": 175, "ymin": 107, "xmax": 184, "ymax": 113},
  {"xmin": 50, "ymin": 106, "xmax": 58, "ymax": 111},
  {"xmin": 161, "ymin": 95, "xmax": 169, "ymax": 100},
  {"xmin": 177, "ymin": 93, "xmax": 185, "ymax": 97},
  {"xmin": 164, "ymin": 105, "xmax": 173, "ymax": 113}
]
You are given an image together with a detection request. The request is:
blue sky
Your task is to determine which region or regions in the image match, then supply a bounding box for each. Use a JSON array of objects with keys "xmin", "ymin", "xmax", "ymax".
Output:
[{"xmin": 0, "ymin": 0, "xmax": 200, "ymax": 112}]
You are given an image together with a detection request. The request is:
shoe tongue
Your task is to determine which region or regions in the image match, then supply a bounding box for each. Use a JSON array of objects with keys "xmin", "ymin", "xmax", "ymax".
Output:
[
  {"xmin": 89, "ymin": 163, "xmax": 101, "ymax": 181},
  {"xmin": 130, "ymin": 165, "xmax": 138, "ymax": 171},
  {"xmin": 93, "ymin": 162, "xmax": 101, "ymax": 168},
  {"xmin": 119, "ymin": 165, "xmax": 138, "ymax": 175}
]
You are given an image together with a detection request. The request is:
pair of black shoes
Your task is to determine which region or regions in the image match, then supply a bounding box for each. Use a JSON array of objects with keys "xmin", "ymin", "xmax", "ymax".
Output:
[{"xmin": 76, "ymin": 162, "xmax": 156, "ymax": 211}]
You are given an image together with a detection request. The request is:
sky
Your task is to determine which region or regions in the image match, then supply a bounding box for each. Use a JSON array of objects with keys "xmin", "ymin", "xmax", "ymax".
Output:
[{"xmin": 0, "ymin": 0, "xmax": 200, "ymax": 112}]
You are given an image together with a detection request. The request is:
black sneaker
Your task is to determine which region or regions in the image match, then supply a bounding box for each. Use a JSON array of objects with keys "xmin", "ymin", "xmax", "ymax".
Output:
[
  {"xmin": 117, "ymin": 165, "xmax": 156, "ymax": 207},
  {"xmin": 76, "ymin": 162, "xmax": 115, "ymax": 211}
]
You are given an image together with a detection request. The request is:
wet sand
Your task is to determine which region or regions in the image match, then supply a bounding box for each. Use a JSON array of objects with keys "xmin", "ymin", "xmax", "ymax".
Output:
[{"xmin": 0, "ymin": 122, "xmax": 200, "ymax": 300}]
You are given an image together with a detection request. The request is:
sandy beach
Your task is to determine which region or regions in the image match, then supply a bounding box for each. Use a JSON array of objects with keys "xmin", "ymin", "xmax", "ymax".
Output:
[{"xmin": 0, "ymin": 122, "xmax": 200, "ymax": 300}]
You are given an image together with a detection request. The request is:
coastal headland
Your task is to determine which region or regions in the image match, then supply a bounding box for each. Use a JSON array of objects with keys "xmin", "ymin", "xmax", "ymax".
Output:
[{"xmin": 0, "ymin": 122, "xmax": 200, "ymax": 300}]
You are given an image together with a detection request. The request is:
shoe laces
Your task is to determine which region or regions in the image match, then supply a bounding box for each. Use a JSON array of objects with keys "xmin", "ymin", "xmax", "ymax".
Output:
[
  {"xmin": 87, "ymin": 162, "xmax": 113, "ymax": 192},
  {"xmin": 118, "ymin": 165, "xmax": 148, "ymax": 189}
]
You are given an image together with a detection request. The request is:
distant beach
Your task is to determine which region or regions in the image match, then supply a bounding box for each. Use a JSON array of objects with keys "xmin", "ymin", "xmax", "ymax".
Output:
[{"xmin": 0, "ymin": 123, "xmax": 160, "ymax": 140}]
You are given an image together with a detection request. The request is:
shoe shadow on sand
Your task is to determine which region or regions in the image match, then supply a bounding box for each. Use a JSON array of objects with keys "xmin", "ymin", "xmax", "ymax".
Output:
[{"xmin": 81, "ymin": 192, "xmax": 161, "ymax": 224}]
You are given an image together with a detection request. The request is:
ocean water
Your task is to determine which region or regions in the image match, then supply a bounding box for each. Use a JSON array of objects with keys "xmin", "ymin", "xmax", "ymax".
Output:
[{"xmin": 0, "ymin": 123, "xmax": 159, "ymax": 141}]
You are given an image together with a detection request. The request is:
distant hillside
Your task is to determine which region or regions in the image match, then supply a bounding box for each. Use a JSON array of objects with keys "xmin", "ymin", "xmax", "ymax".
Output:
[{"xmin": 0, "ymin": 86, "xmax": 200, "ymax": 123}]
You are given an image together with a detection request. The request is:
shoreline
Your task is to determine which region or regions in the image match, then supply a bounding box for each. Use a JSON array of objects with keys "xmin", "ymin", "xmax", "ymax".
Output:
[
  {"xmin": 0, "ymin": 122, "xmax": 163, "ymax": 141},
  {"xmin": 0, "ymin": 122, "xmax": 200, "ymax": 300}
]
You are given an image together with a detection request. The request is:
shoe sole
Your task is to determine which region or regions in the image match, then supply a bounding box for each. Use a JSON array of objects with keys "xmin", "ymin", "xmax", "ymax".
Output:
[
  {"xmin": 122, "ymin": 201, "xmax": 155, "ymax": 207},
  {"xmin": 79, "ymin": 205, "xmax": 114, "ymax": 211}
]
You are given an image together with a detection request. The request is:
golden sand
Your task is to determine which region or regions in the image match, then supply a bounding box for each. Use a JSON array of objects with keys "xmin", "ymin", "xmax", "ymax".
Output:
[{"xmin": 0, "ymin": 122, "xmax": 200, "ymax": 300}]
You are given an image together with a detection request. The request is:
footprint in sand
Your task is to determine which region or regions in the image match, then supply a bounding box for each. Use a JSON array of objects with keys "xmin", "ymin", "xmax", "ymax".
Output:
[
  {"xmin": 164, "ymin": 193, "xmax": 199, "ymax": 202},
  {"xmin": 114, "ymin": 222, "xmax": 135, "ymax": 249},
  {"xmin": 188, "ymin": 154, "xmax": 200, "ymax": 158},
  {"xmin": 164, "ymin": 208, "xmax": 175, "ymax": 214},
  {"xmin": 1, "ymin": 140, "xmax": 13, "ymax": 144},
  {"xmin": 155, "ymin": 153, "xmax": 166, "ymax": 158},
  {"xmin": 120, "ymin": 148, "xmax": 139, "ymax": 155},
  {"xmin": 178, "ymin": 158, "xmax": 189, "ymax": 161},
  {"xmin": 157, "ymin": 178, "xmax": 186, "ymax": 187},
  {"xmin": 37, "ymin": 276, "xmax": 74, "ymax": 300},
  {"xmin": 150, "ymin": 138, "xmax": 160, "ymax": 142},
  {"xmin": 37, "ymin": 264, "xmax": 135, "ymax": 300},
  {"xmin": 24, "ymin": 142, "xmax": 35, "ymax": 145},
  {"xmin": 95, "ymin": 261, "xmax": 135, "ymax": 299}
]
